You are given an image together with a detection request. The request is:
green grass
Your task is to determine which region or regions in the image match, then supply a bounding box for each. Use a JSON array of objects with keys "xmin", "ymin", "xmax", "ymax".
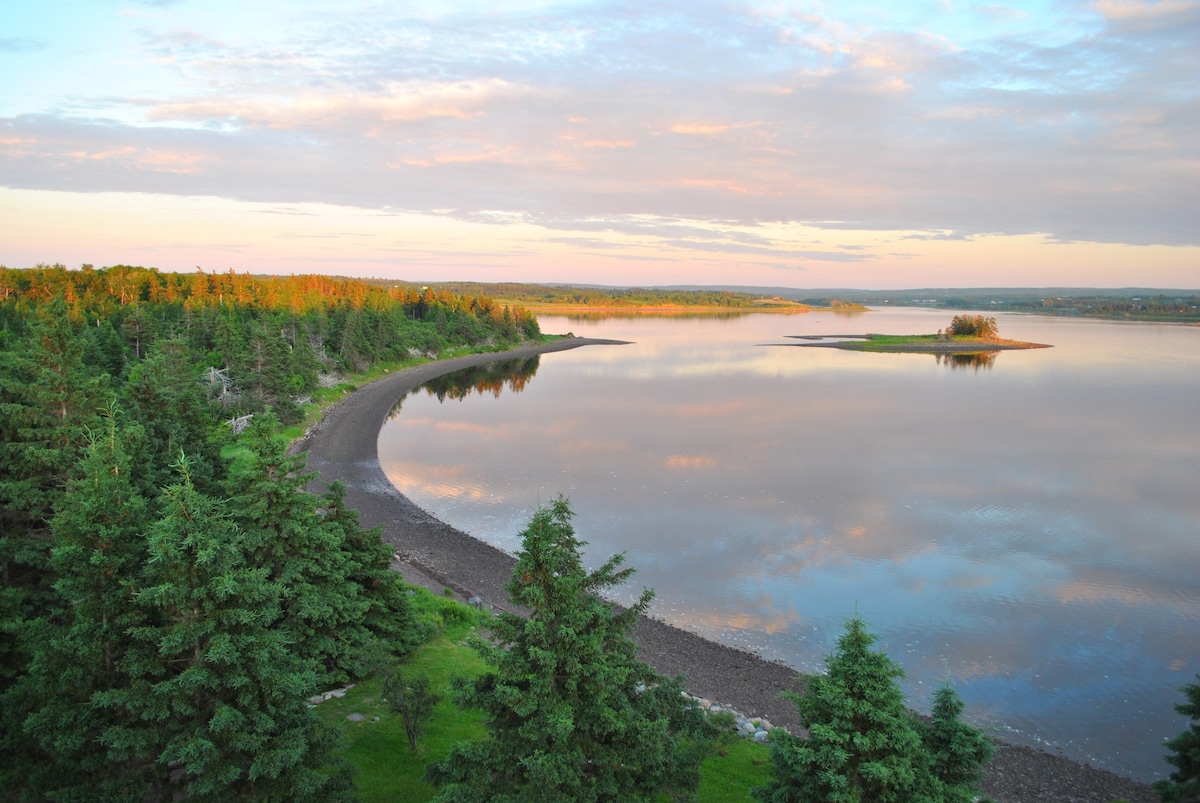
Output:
[
  {"xmin": 313, "ymin": 589, "xmax": 775, "ymax": 801},
  {"xmin": 699, "ymin": 737, "xmax": 773, "ymax": 801},
  {"xmin": 314, "ymin": 588, "xmax": 492, "ymax": 802},
  {"xmin": 859, "ymin": 333, "xmax": 942, "ymax": 346}
]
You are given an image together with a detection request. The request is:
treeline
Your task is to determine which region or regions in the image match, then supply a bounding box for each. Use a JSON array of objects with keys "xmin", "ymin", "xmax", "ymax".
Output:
[
  {"xmin": 938, "ymin": 294, "xmax": 1200, "ymax": 321},
  {"xmin": 0, "ymin": 265, "xmax": 539, "ymax": 800},
  {"xmin": 426, "ymin": 281, "xmax": 793, "ymax": 309},
  {"xmin": 0, "ymin": 265, "xmax": 539, "ymax": 425}
]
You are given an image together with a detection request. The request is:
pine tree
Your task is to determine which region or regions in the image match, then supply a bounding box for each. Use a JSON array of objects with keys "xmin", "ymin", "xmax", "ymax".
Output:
[
  {"xmin": 18, "ymin": 410, "xmax": 151, "ymax": 800},
  {"xmin": 922, "ymin": 682, "xmax": 993, "ymax": 802},
  {"xmin": 96, "ymin": 458, "xmax": 353, "ymax": 801},
  {"xmin": 0, "ymin": 299, "xmax": 113, "ymax": 586},
  {"xmin": 318, "ymin": 480, "xmax": 423, "ymax": 660},
  {"xmin": 0, "ymin": 301, "xmax": 113, "ymax": 788},
  {"xmin": 1155, "ymin": 675, "xmax": 1200, "ymax": 803},
  {"xmin": 427, "ymin": 496, "xmax": 711, "ymax": 802},
  {"xmin": 228, "ymin": 414, "xmax": 375, "ymax": 686},
  {"xmin": 755, "ymin": 615, "xmax": 941, "ymax": 803},
  {"xmin": 122, "ymin": 339, "xmax": 226, "ymax": 496}
]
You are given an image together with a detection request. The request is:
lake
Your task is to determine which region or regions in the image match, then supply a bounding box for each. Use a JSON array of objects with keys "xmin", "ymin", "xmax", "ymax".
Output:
[{"xmin": 378, "ymin": 307, "xmax": 1200, "ymax": 782}]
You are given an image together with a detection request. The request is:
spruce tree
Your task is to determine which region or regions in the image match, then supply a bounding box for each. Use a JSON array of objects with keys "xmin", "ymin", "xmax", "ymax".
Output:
[
  {"xmin": 122, "ymin": 339, "xmax": 227, "ymax": 496},
  {"xmin": 242, "ymin": 316, "xmax": 301, "ymax": 423},
  {"xmin": 0, "ymin": 299, "xmax": 112, "ymax": 594},
  {"xmin": 427, "ymin": 496, "xmax": 711, "ymax": 802},
  {"xmin": 228, "ymin": 414, "xmax": 375, "ymax": 686},
  {"xmin": 318, "ymin": 480, "xmax": 423, "ymax": 659},
  {"xmin": 96, "ymin": 457, "xmax": 353, "ymax": 801},
  {"xmin": 923, "ymin": 682, "xmax": 993, "ymax": 802},
  {"xmin": 755, "ymin": 615, "xmax": 940, "ymax": 803},
  {"xmin": 1154, "ymin": 674, "xmax": 1200, "ymax": 802},
  {"xmin": 18, "ymin": 412, "xmax": 152, "ymax": 800},
  {"xmin": 0, "ymin": 301, "xmax": 113, "ymax": 789}
]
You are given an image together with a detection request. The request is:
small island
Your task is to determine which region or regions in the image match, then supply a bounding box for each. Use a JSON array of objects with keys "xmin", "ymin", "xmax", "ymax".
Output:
[{"xmin": 784, "ymin": 314, "xmax": 1052, "ymax": 352}]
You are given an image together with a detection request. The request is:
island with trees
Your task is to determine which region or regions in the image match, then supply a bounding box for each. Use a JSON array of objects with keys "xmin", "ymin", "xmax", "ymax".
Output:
[{"xmin": 784, "ymin": 314, "xmax": 1052, "ymax": 353}]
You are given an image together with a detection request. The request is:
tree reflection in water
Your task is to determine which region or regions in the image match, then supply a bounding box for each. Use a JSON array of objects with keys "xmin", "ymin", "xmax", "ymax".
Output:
[
  {"xmin": 934, "ymin": 351, "xmax": 997, "ymax": 371},
  {"xmin": 388, "ymin": 356, "xmax": 542, "ymax": 418}
]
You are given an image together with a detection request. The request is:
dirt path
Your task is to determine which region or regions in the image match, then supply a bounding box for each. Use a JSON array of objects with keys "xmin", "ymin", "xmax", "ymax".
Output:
[{"xmin": 293, "ymin": 339, "xmax": 1158, "ymax": 803}]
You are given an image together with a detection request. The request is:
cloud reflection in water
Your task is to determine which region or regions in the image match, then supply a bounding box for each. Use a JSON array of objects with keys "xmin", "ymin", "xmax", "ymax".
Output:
[{"xmin": 378, "ymin": 309, "xmax": 1200, "ymax": 782}]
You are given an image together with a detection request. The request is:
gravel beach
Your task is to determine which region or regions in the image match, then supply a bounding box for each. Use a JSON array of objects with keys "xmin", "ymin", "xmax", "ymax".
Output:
[{"xmin": 293, "ymin": 338, "xmax": 1159, "ymax": 803}]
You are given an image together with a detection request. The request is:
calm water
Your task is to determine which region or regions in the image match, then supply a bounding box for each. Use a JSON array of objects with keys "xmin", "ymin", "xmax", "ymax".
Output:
[{"xmin": 379, "ymin": 308, "xmax": 1200, "ymax": 782}]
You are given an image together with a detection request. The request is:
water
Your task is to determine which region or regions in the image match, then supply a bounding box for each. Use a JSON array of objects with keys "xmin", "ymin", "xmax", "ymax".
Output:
[{"xmin": 378, "ymin": 307, "xmax": 1200, "ymax": 782}]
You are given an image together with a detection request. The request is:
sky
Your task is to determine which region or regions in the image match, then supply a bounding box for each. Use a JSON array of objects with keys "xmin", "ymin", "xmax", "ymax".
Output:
[{"xmin": 1, "ymin": 0, "xmax": 1197, "ymax": 289}]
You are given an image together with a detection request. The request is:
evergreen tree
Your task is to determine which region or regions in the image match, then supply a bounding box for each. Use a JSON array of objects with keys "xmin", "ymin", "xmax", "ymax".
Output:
[
  {"xmin": 755, "ymin": 615, "xmax": 940, "ymax": 803},
  {"xmin": 96, "ymin": 458, "xmax": 353, "ymax": 801},
  {"xmin": 0, "ymin": 301, "xmax": 112, "ymax": 786},
  {"xmin": 242, "ymin": 317, "xmax": 300, "ymax": 423},
  {"xmin": 0, "ymin": 299, "xmax": 113, "ymax": 579},
  {"xmin": 83, "ymin": 318, "xmax": 129, "ymax": 381},
  {"xmin": 427, "ymin": 497, "xmax": 711, "ymax": 802},
  {"xmin": 212, "ymin": 310, "xmax": 246, "ymax": 372},
  {"xmin": 318, "ymin": 480, "xmax": 423, "ymax": 661},
  {"xmin": 18, "ymin": 410, "xmax": 151, "ymax": 800},
  {"xmin": 922, "ymin": 682, "xmax": 993, "ymax": 802},
  {"xmin": 122, "ymin": 339, "xmax": 226, "ymax": 496},
  {"xmin": 284, "ymin": 317, "xmax": 322, "ymax": 396},
  {"xmin": 228, "ymin": 414, "xmax": 375, "ymax": 686},
  {"xmin": 1155, "ymin": 675, "xmax": 1200, "ymax": 802},
  {"xmin": 230, "ymin": 416, "xmax": 419, "ymax": 684}
]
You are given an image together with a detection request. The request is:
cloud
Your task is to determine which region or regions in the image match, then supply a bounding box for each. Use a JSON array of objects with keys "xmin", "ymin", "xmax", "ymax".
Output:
[
  {"xmin": 2, "ymin": 0, "xmax": 1197, "ymax": 259},
  {"xmin": 0, "ymin": 37, "xmax": 44, "ymax": 53},
  {"xmin": 1093, "ymin": 0, "xmax": 1200, "ymax": 21},
  {"xmin": 972, "ymin": 4, "xmax": 1027, "ymax": 20},
  {"xmin": 664, "ymin": 454, "xmax": 718, "ymax": 469}
]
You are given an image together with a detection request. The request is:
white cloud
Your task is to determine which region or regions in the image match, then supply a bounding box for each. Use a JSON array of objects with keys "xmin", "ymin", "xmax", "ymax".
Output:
[{"xmin": 1, "ymin": 0, "xmax": 1197, "ymax": 269}]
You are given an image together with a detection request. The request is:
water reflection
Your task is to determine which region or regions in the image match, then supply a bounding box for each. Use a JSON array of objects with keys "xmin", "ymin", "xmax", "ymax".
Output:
[
  {"xmin": 935, "ymin": 351, "xmax": 997, "ymax": 370},
  {"xmin": 389, "ymin": 356, "xmax": 540, "ymax": 418},
  {"xmin": 379, "ymin": 310, "xmax": 1200, "ymax": 783}
]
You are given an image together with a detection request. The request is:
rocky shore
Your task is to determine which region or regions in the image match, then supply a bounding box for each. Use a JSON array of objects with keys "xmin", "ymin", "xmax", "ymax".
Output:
[{"xmin": 293, "ymin": 338, "xmax": 1159, "ymax": 803}]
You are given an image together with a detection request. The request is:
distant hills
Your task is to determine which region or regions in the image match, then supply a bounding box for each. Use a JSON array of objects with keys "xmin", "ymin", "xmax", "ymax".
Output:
[{"xmin": 394, "ymin": 282, "xmax": 1199, "ymax": 322}]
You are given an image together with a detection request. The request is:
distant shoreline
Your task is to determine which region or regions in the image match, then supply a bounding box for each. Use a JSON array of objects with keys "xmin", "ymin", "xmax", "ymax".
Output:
[{"xmin": 518, "ymin": 303, "xmax": 813, "ymax": 314}]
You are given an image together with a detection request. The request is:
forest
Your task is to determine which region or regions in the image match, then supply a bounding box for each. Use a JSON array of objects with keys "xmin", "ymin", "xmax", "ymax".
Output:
[{"xmin": 0, "ymin": 265, "xmax": 538, "ymax": 799}]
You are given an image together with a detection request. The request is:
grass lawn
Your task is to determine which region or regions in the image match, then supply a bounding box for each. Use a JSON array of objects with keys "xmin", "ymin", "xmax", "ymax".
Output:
[
  {"xmin": 314, "ymin": 588, "xmax": 774, "ymax": 801},
  {"xmin": 313, "ymin": 589, "xmax": 491, "ymax": 801}
]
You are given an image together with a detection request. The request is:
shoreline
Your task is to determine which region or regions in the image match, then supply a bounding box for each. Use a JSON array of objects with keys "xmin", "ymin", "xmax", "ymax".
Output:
[{"xmin": 293, "ymin": 337, "xmax": 1157, "ymax": 803}]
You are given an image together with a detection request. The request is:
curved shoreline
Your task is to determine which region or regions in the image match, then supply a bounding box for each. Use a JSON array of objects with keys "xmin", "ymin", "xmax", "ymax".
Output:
[{"xmin": 293, "ymin": 338, "xmax": 1157, "ymax": 803}]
